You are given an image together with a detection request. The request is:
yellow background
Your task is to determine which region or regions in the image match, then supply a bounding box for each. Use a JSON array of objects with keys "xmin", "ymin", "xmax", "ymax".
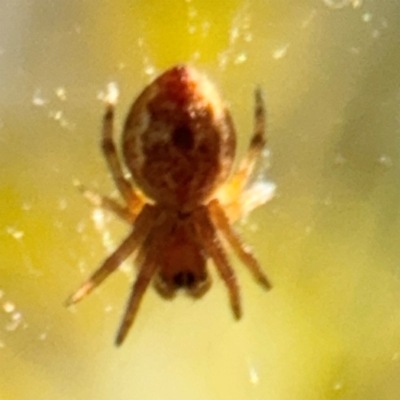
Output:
[{"xmin": 1, "ymin": 0, "xmax": 400, "ymax": 399}]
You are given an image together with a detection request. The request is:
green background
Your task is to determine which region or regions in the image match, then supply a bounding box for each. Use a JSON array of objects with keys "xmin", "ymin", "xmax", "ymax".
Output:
[{"xmin": 1, "ymin": 0, "xmax": 400, "ymax": 399}]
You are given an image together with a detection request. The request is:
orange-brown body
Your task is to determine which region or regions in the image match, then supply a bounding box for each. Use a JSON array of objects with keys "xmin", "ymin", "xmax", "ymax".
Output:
[
  {"xmin": 67, "ymin": 65, "xmax": 273, "ymax": 345},
  {"xmin": 123, "ymin": 66, "xmax": 235, "ymax": 211}
]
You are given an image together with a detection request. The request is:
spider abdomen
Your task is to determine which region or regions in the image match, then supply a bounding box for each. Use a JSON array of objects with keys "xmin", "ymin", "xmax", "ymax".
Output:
[{"xmin": 122, "ymin": 65, "xmax": 236, "ymax": 211}]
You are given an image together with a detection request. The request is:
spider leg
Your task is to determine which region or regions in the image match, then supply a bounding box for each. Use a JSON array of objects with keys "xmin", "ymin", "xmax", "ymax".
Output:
[
  {"xmin": 208, "ymin": 199, "xmax": 272, "ymax": 289},
  {"xmin": 194, "ymin": 206, "xmax": 242, "ymax": 319},
  {"xmin": 115, "ymin": 253, "xmax": 157, "ymax": 346},
  {"xmin": 65, "ymin": 204, "xmax": 158, "ymax": 306},
  {"xmin": 115, "ymin": 212, "xmax": 174, "ymax": 345},
  {"xmin": 216, "ymin": 88, "xmax": 270, "ymax": 220},
  {"xmin": 75, "ymin": 181, "xmax": 137, "ymax": 224},
  {"xmin": 233, "ymin": 87, "xmax": 267, "ymax": 187},
  {"xmin": 102, "ymin": 103, "xmax": 144, "ymax": 212}
]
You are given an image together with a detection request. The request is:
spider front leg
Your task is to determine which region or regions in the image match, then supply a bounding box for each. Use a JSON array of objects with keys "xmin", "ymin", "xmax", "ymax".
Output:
[
  {"xmin": 115, "ymin": 252, "xmax": 158, "ymax": 346},
  {"xmin": 115, "ymin": 212, "xmax": 175, "ymax": 345},
  {"xmin": 194, "ymin": 206, "xmax": 242, "ymax": 319},
  {"xmin": 102, "ymin": 102, "xmax": 144, "ymax": 216},
  {"xmin": 208, "ymin": 199, "xmax": 272, "ymax": 289},
  {"xmin": 65, "ymin": 205, "xmax": 159, "ymax": 306}
]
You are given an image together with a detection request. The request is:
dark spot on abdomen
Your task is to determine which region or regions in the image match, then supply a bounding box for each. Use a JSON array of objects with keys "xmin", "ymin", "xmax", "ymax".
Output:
[{"xmin": 172, "ymin": 125, "xmax": 194, "ymax": 151}]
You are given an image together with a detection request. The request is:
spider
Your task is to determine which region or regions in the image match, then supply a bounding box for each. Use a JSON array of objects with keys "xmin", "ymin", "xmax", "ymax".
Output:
[{"xmin": 66, "ymin": 65, "xmax": 273, "ymax": 345}]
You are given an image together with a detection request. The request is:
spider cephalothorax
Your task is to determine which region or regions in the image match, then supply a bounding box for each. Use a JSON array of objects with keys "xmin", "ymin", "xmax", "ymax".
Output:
[{"xmin": 66, "ymin": 65, "xmax": 273, "ymax": 345}]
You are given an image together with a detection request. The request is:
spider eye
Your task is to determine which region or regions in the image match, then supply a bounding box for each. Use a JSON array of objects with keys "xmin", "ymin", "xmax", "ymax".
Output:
[{"xmin": 173, "ymin": 271, "xmax": 196, "ymax": 288}]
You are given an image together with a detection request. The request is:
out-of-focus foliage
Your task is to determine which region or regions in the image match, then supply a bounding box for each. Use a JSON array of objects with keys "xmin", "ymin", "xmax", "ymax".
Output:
[{"xmin": 1, "ymin": 1, "xmax": 400, "ymax": 399}]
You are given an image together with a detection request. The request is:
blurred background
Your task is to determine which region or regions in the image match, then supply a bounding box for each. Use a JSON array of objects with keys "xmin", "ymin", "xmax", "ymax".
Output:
[{"xmin": 1, "ymin": 0, "xmax": 400, "ymax": 399}]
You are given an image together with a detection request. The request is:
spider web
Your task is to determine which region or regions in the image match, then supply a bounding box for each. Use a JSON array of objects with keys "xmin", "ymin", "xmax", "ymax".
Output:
[{"xmin": 1, "ymin": 1, "xmax": 400, "ymax": 399}]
